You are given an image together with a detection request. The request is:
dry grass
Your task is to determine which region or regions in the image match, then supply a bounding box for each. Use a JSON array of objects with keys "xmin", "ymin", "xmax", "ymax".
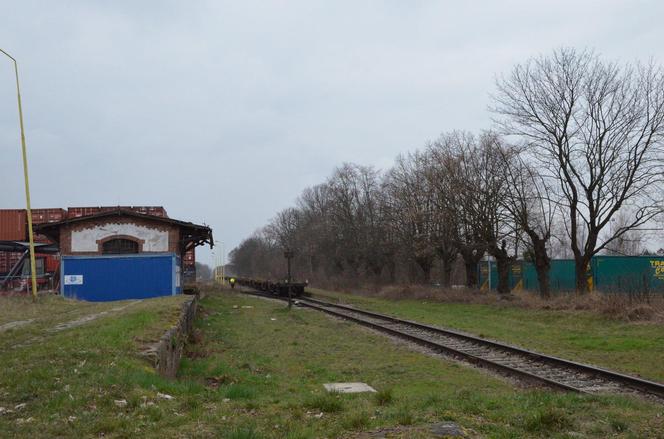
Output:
[{"xmin": 324, "ymin": 283, "xmax": 664, "ymax": 323}]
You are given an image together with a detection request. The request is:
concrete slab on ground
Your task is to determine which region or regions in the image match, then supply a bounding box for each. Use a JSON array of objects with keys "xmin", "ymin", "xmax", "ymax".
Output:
[{"xmin": 323, "ymin": 382, "xmax": 376, "ymax": 393}]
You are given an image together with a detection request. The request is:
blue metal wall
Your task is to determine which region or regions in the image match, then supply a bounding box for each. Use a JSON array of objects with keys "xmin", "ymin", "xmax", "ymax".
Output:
[{"xmin": 61, "ymin": 253, "xmax": 181, "ymax": 301}]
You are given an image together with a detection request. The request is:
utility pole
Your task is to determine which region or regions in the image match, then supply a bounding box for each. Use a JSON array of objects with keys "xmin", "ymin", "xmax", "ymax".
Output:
[
  {"xmin": 284, "ymin": 248, "xmax": 294, "ymax": 309},
  {"xmin": 0, "ymin": 48, "xmax": 38, "ymax": 300}
]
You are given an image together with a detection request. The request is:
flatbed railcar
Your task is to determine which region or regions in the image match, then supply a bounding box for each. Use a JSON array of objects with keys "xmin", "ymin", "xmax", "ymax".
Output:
[{"xmin": 225, "ymin": 277, "xmax": 307, "ymax": 297}]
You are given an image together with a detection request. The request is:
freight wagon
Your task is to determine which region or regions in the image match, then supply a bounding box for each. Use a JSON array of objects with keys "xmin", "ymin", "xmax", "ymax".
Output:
[{"xmin": 229, "ymin": 277, "xmax": 307, "ymax": 297}]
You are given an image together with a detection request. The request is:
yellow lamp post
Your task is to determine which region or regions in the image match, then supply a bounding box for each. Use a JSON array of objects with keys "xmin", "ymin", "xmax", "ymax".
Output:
[{"xmin": 0, "ymin": 48, "xmax": 38, "ymax": 299}]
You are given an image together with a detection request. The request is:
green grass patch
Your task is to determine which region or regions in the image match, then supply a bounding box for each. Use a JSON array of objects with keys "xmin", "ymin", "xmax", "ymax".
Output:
[
  {"xmin": 0, "ymin": 294, "xmax": 190, "ymax": 438},
  {"xmin": 374, "ymin": 387, "xmax": 394, "ymax": 406},
  {"xmin": 303, "ymin": 392, "xmax": 345, "ymax": 413}
]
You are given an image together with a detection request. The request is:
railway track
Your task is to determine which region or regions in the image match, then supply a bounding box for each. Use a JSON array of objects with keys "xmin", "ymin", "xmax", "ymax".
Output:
[{"xmin": 239, "ymin": 288, "xmax": 664, "ymax": 400}]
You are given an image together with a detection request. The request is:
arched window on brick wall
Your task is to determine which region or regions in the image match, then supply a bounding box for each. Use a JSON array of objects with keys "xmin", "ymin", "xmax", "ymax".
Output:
[{"xmin": 102, "ymin": 238, "xmax": 139, "ymax": 254}]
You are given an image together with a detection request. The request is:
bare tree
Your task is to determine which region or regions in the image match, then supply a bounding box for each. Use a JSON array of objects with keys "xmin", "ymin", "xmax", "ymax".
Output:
[
  {"xmin": 265, "ymin": 208, "xmax": 301, "ymax": 251},
  {"xmin": 463, "ymin": 133, "xmax": 514, "ymax": 295},
  {"xmin": 383, "ymin": 152, "xmax": 437, "ymax": 283},
  {"xmin": 325, "ymin": 163, "xmax": 387, "ymax": 278},
  {"xmin": 297, "ymin": 184, "xmax": 333, "ymax": 279},
  {"xmin": 493, "ymin": 48, "xmax": 664, "ymax": 292},
  {"xmin": 427, "ymin": 132, "xmax": 486, "ymax": 287},
  {"xmin": 425, "ymin": 135, "xmax": 461, "ymax": 287},
  {"xmin": 437, "ymin": 132, "xmax": 514, "ymax": 293},
  {"xmin": 229, "ymin": 232, "xmax": 281, "ymax": 278},
  {"xmin": 501, "ymin": 148, "xmax": 557, "ymax": 297},
  {"xmin": 603, "ymin": 211, "xmax": 646, "ymax": 256}
]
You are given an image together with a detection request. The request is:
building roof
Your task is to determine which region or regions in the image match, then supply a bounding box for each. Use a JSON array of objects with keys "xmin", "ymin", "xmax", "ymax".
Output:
[
  {"xmin": 0, "ymin": 240, "xmax": 59, "ymax": 254},
  {"xmin": 34, "ymin": 208, "xmax": 214, "ymax": 251}
]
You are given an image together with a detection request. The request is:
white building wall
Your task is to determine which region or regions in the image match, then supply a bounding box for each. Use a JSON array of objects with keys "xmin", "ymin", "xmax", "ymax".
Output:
[{"xmin": 71, "ymin": 222, "xmax": 169, "ymax": 252}]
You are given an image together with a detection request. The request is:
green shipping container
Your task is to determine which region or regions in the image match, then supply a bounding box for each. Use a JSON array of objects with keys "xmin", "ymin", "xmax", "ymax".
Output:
[
  {"xmin": 478, "ymin": 261, "xmax": 521, "ymax": 291},
  {"xmin": 479, "ymin": 260, "xmax": 576, "ymax": 293},
  {"xmin": 592, "ymin": 255, "xmax": 664, "ymax": 293},
  {"xmin": 521, "ymin": 259, "xmax": 577, "ymax": 292},
  {"xmin": 479, "ymin": 256, "xmax": 664, "ymax": 294}
]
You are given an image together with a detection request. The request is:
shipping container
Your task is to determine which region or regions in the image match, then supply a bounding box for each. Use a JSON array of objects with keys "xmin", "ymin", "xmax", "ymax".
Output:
[
  {"xmin": 478, "ymin": 256, "xmax": 664, "ymax": 294},
  {"xmin": 66, "ymin": 206, "xmax": 168, "ymax": 218},
  {"xmin": 66, "ymin": 207, "xmax": 103, "ymax": 218},
  {"xmin": 478, "ymin": 260, "xmax": 522, "ymax": 291},
  {"xmin": 43, "ymin": 254, "xmax": 60, "ymax": 273},
  {"xmin": 1, "ymin": 252, "xmax": 59, "ymax": 276},
  {"xmin": 31, "ymin": 208, "xmax": 66, "ymax": 224},
  {"xmin": 592, "ymin": 255, "xmax": 664, "ymax": 293},
  {"xmin": 61, "ymin": 253, "xmax": 181, "ymax": 301},
  {"xmin": 0, "ymin": 210, "xmax": 26, "ymax": 240},
  {"xmin": 520, "ymin": 259, "xmax": 577, "ymax": 292},
  {"xmin": 0, "ymin": 251, "xmax": 25, "ymax": 275},
  {"xmin": 480, "ymin": 259, "xmax": 579, "ymax": 293}
]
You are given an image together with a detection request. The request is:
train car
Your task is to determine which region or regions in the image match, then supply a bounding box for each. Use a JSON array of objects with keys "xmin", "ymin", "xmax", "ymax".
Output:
[{"xmin": 227, "ymin": 277, "xmax": 307, "ymax": 297}]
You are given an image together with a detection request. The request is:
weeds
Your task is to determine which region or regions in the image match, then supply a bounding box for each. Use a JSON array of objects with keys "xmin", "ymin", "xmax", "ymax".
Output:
[
  {"xmin": 610, "ymin": 418, "xmax": 629, "ymax": 433},
  {"xmin": 523, "ymin": 407, "xmax": 572, "ymax": 433},
  {"xmin": 343, "ymin": 411, "xmax": 370, "ymax": 430},
  {"xmin": 225, "ymin": 383, "xmax": 257, "ymax": 400},
  {"xmin": 226, "ymin": 426, "xmax": 264, "ymax": 439},
  {"xmin": 303, "ymin": 392, "xmax": 344, "ymax": 413},
  {"xmin": 394, "ymin": 406, "xmax": 414, "ymax": 425},
  {"xmin": 374, "ymin": 388, "xmax": 394, "ymax": 406}
]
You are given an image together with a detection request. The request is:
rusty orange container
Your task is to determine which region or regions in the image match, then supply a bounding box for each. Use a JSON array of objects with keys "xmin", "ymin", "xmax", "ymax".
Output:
[{"xmin": 0, "ymin": 209, "xmax": 27, "ymax": 240}]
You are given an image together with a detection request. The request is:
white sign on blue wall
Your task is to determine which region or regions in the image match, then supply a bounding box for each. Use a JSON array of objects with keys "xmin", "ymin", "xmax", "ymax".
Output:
[{"xmin": 64, "ymin": 275, "xmax": 84, "ymax": 285}]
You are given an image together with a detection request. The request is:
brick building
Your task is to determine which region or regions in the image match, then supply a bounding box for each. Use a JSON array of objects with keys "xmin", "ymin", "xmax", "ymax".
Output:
[
  {"xmin": 1, "ymin": 206, "xmax": 204, "ymax": 294},
  {"xmin": 33, "ymin": 208, "xmax": 212, "ymax": 301}
]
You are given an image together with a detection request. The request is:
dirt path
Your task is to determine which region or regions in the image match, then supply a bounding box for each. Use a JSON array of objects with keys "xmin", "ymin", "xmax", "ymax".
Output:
[
  {"xmin": 0, "ymin": 320, "xmax": 34, "ymax": 333},
  {"xmin": 47, "ymin": 301, "xmax": 140, "ymax": 332}
]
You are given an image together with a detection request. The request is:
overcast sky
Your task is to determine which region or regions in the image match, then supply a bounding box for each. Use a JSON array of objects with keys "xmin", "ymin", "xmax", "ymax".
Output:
[{"xmin": 1, "ymin": 1, "xmax": 663, "ymax": 266}]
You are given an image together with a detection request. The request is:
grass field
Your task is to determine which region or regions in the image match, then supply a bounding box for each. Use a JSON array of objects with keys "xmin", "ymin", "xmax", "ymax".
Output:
[
  {"xmin": 308, "ymin": 288, "xmax": 664, "ymax": 384},
  {"xmin": 177, "ymin": 290, "xmax": 663, "ymax": 438},
  {"xmin": 1, "ymin": 290, "xmax": 663, "ymax": 438},
  {"xmin": 0, "ymin": 294, "xmax": 191, "ymax": 438}
]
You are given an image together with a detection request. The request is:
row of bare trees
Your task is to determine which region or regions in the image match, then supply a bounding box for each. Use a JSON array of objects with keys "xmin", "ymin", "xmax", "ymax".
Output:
[{"xmin": 230, "ymin": 48, "xmax": 664, "ymax": 296}]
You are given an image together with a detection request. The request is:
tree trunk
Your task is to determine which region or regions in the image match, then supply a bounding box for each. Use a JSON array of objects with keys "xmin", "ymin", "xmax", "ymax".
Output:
[
  {"xmin": 386, "ymin": 259, "xmax": 396, "ymax": 283},
  {"xmin": 464, "ymin": 259, "xmax": 478, "ymax": 287},
  {"xmin": 495, "ymin": 254, "xmax": 511, "ymax": 295},
  {"xmin": 460, "ymin": 245, "xmax": 483, "ymax": 288},
  {"xmin": 487, "ymin": 240, "xmax": 511, "ymax": 295},
  {"xmin": 437, "ymin": 248, "xmax": 456, "ymax": 287},
  {"xmin": 528, "ymin": 233, "xmax": 551, "ymax": 299},
  {"xmin": 535, "ymin": 262, "xmax": 551, "ymax": 298},
  {"xmin": 442, "ymin": 262, "xmax": 453, "ymax": 287},
  {"xmin": 416, "ymin": 258, "xmax": 433, "ymax": 284},
  {"xmin": 574, "ymin": 257, "xmax": 590, "ymax": 293},
  {"xmin": 422, "ymin": 264, "xmax": 432, "ymax": 284}
]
